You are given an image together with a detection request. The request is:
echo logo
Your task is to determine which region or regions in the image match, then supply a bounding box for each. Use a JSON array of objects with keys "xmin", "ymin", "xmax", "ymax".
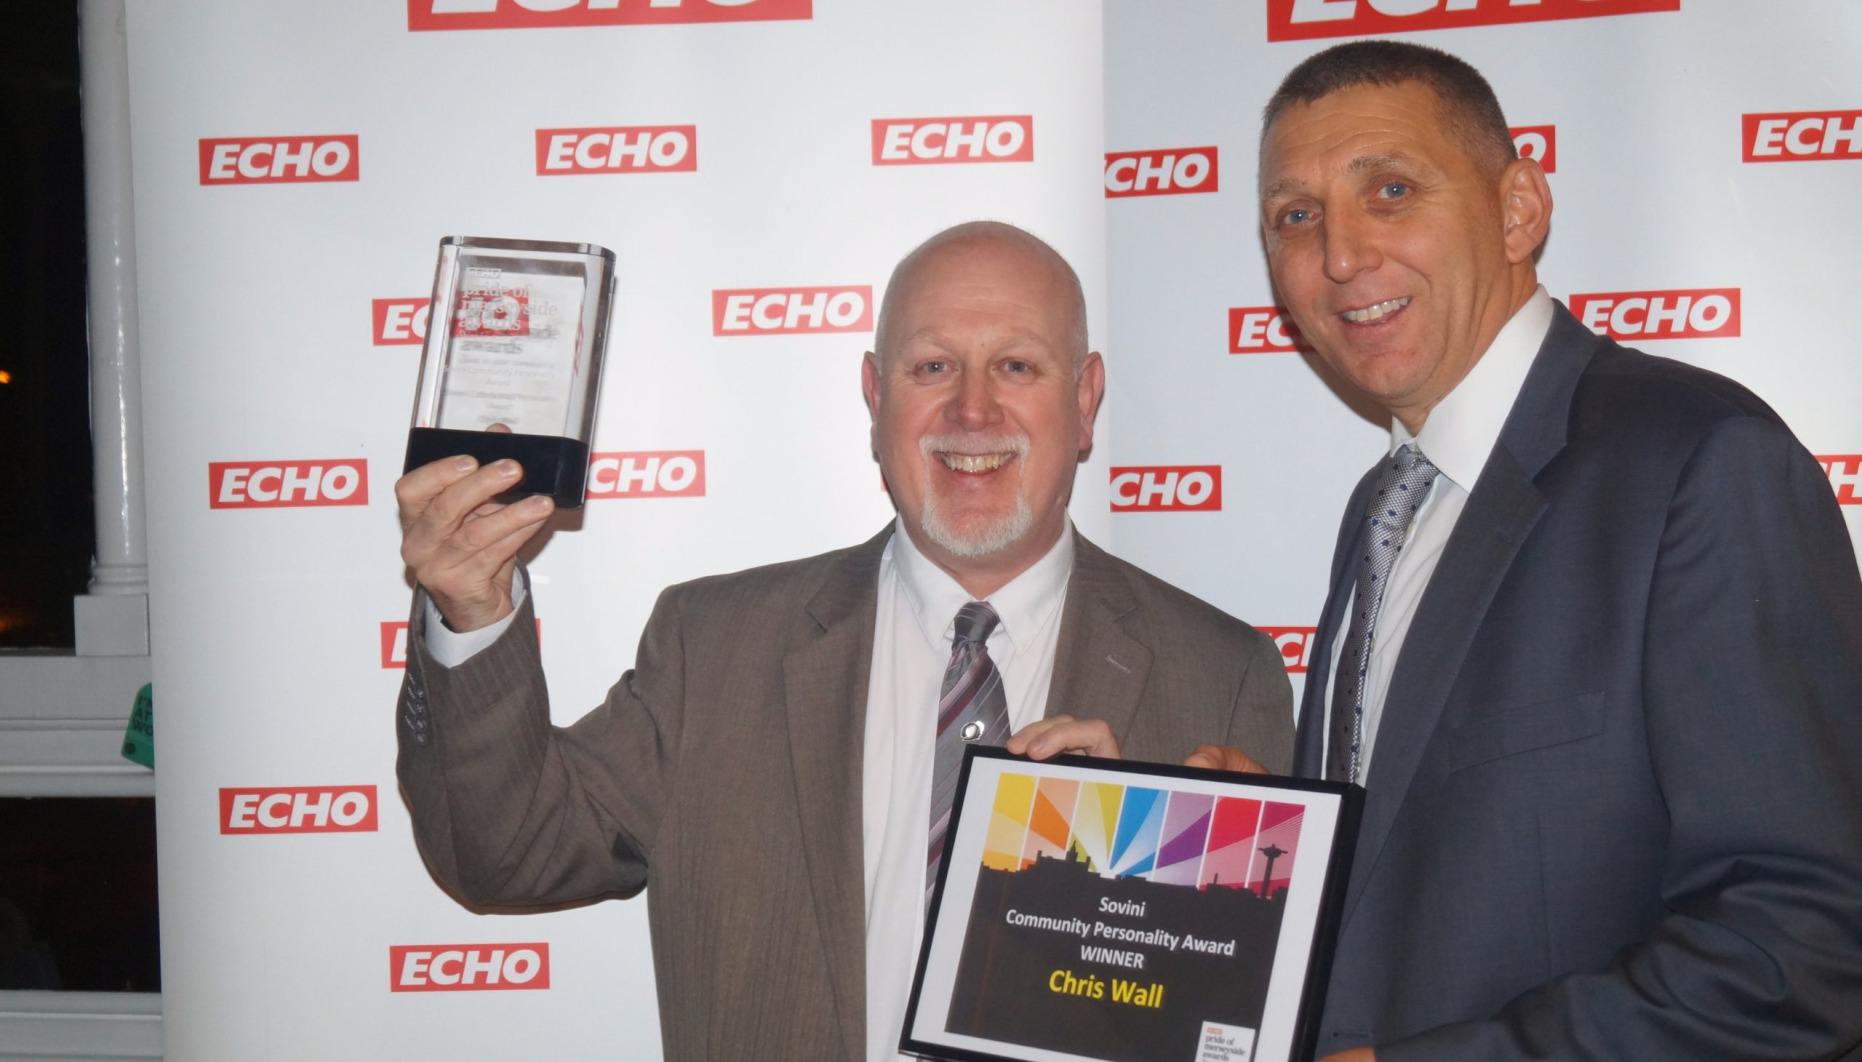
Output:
[
  {"xmin": 712, "ymin": 287, "xmax": 872, "ymax": 335},
  {"xmin": 210, "ymin": 461, "xmax": 369, "ymax": 509},
  {"xmin": 586, "ymin": 451, "xmax": 706, "ymax": 499},
  {"xmin": 871, "ymin": 116, "xmax": 1033, "ymax": 166},
  {"xmin": 220, "ymin": 787, "xmax": 378, "ymax": 834},
  {"xmin": 1819, "ymin": 455, "xmax": 1862, "ymax": 505},
  {"xmin": 1104, "ymin": 147, "xmax": 1218, "ymax": 198},
  {"xmin": 391, "ymin": 944, "xmax": 550, "ymax": 992},
  {"xmin": 1230, "ymin": 306, "xmax": 1303, "ymax": 354},
  {"xmin": 1743, "ymin": 111, "xmax": 1862, "ymax": 162},
  {"xmin": 1258, "ymin": 627, "xmax": 1319, "ymax": 674},
  {"xmin": 1569, "ymin": 289, "xmax": 1741, "ymax": 341},
  {"xmin": 1511, "ymin": 125, "xmax": 1556, "ymax": 173},
  {"xmin": 199, "ymin": 136, "xmax": 359, "ymax": 185},
  {"xmin": 373, "ymin": 298, "xmax": 431, "ymax": 345},
  {"xmin": 407, "ymin": 0, "xmax": 811, "ymax": 31},
  {"xmin": 536, "ymin": 126, "xmax": 697, "ymax": 174},
  {"xmin": 1110, "ymin": 466, "xmax": 1222, "ymax": 512},
  {"xmin": 1265, "ymin": 0, "xmax": 1678, "ymax": 42}
]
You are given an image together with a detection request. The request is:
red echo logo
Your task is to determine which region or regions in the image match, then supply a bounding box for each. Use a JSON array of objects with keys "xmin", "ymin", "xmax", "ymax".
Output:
[
  {"xmin": 220, "ymin": 787, "xmax": 378, "ymax": 834},
  {"xmin": 587, "ymin": 451, "xmax": 706, "ymax": 499},
  {"xmin": 199, "ymin": 136, "xmax": 359, "ymax": 185},
  {"xmin": 1819, "ymin": 455, "xmax": 1862, "ymax": 505},
  {"xmin": 390, "ymin": 944, "xmax": 550, "ymax": 992},
  {"xmin": 536, "ymin": 126, "xmax": 697, "ymax": 175},
  {"xmin": 1109, "ymin": 466, "xmax": 1222, "ymax": 512},
  {"xmin": 1511, "ymin": 125, "xmax": 1556, "ymax": 173},
  {"xmin": 712, "ymin": 287, "xmax": 872, "ymax": 335},
  {"xmin": 373, "ymin": 298, "xmax": 431, "ymax": 346},
  {"xmin": 1230, "ymin": 306, "xmax": 1303, "ymax": 354},
  {"xmin": 1569, "ymin": 289, "xmax": 1741, "ymax": 341},
  {"xmin": 1258, "ymin": 627, "xmax": 1319, "ymax": 674},
  {"xmin": 1266, "ymin": 0, "xmax": 1678, "ymax": 41},
  {"xmin": 1743, "ymin": 111, "xmax": 1862, "ymax": 162},
  {"xmin": 209, "ymin": 460, "xmax": 369, "ymax": 509},
  {"xmin": 871, "ymin": 116, "xmax": 1034, "ymax": 166},
  {"xmin": 1104, "ymin": 147, "xmax": 1218, "ymax": 198},
  {"xmin": 407, "ymin": 0, "xmax": 811, "ymax": 30}
]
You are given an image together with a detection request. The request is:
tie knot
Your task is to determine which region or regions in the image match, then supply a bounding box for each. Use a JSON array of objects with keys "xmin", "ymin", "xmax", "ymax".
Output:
[
  {"xmin": 952, "ymin": 601, "xmax": 1001, "ymax": 647},
  {"xmin": 1392, "ymin": 443, "xmax": 1435, "ymax": 476}
]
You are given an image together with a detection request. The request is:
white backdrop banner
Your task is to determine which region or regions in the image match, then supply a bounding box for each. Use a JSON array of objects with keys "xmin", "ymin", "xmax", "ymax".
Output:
[
  {"xmin": 135, "ymin": 2, "xmax": 1105, "ymax": 1059},
  {"xmin": 133, "ymin": 1, "xmax": 1860, "ymax": 1059}
]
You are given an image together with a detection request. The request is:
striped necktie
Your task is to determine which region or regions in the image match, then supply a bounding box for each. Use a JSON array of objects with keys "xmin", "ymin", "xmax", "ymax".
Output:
[{"xmin": 926, "ymin": 601, "xmax": 1010, "ymax": 904}]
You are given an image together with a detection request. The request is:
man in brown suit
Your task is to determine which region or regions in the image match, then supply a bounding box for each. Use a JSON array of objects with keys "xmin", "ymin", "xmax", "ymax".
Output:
[{"xmin": 393, "ymin": 221, "xmax": 1292, "ymax": 1061}]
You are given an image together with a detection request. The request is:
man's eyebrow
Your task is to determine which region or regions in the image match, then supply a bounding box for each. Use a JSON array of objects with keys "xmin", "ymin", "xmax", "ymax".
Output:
[{"xmin": 1260, "ymin": 151, "xmax": 1422, "ymax": 205}]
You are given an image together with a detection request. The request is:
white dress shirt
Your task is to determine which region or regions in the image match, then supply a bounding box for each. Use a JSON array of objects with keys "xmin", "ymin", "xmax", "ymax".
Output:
[
  {"xmin": 1322, "ymin": 286, "xmax": 1554, "ymax": 783},
  {"xmin": 422, "ymin": 517, "xmax": 1075, "ymax": 1062},
  {"xmin": 863, "ymin": 517, "xmax": 1071, "ymax": 1060}
]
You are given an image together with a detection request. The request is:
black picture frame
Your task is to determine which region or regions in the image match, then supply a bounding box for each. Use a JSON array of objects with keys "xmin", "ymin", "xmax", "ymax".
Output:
[{"xmin": 901, "ymin": 746, "xmax": 1362, "ymax": 1062}]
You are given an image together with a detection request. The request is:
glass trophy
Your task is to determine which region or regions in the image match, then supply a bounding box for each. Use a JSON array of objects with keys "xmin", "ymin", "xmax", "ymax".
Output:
[{"xmin": 404, "ymin": 236, "xmax": 616, "ymax": 507}]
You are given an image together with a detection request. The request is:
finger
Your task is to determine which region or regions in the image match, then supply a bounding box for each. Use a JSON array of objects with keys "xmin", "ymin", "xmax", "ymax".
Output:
[
  {"xmin": 395, "ymin": 454, "xmax": 481, "ymax": 532},
  {"xmin": 1015, "ymin": 719, "xmax": 1121, "ymax": 761},
  {"xmin": 1005, "ymin": 715, "xmax": 1074, "ymax": 756},
  {"xmin": 1183, "ymin": 745, "xmax": 1270, "ymax": 775},
  {"xmin": 401, "ymin": 459, "xmax": 525, "ymax": 565},
  {"xmin": 487, "ymin": 422, "xmax": 512, "ymax": 434},
  {"xmin": 422, "ymin": 493, "xmax": 553, "ymax": 581}
]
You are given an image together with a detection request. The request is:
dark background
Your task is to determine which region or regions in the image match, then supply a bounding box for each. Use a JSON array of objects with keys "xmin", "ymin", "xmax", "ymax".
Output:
[
  {"xmin": 0, "ymin": 3, "xmax": 160, "ymax": 996},
  {"xmin": 2, "ymin": 0, "xmax": 95, "ymax": 649}
]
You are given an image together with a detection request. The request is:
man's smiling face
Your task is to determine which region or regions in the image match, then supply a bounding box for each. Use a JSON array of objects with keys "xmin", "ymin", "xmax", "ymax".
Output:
[
  {"xmin": 863, "ymin": 229, "xmax": 1102, "ymax": 594},
  {"xmin": 1259, "ymin": 80, "xmax": 1524, "ymax": 431}
]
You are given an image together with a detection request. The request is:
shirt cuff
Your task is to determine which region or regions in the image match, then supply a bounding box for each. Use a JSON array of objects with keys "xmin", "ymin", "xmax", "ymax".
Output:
[{"xmin": 423, "ymin": 569, "xmax": 529, "ymax": 669}]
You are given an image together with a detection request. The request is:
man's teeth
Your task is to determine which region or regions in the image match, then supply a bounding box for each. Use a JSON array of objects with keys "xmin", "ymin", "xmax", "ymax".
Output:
[
  {"xmin": 941, "ymin": 453, "xmax": 1011, "ymax": 472},
  {"xmin": 1341, "ymin": 296, "xmax": 1411, "ymax": 324}
]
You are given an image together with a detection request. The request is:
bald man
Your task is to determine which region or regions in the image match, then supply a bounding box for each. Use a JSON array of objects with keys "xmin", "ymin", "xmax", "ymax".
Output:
[{"xmin": 392, "ymin": 221, "xmax": 1293, "ymax": 1062}]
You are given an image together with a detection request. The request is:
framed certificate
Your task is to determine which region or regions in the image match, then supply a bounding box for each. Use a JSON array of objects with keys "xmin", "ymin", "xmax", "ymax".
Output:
[{"xmin": 902, "ymin": 747, "xmax": 1361, "ymax": 1062}]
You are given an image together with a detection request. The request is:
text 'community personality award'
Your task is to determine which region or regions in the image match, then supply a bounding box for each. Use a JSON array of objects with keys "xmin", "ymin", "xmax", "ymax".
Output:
[
  {"xmin": 904, "ymin": 747, "xmax": 1361, "ymax": 1062},
  {"xmin": 404, "ymin": 236, "xmax": 616, "ymax": 507}
]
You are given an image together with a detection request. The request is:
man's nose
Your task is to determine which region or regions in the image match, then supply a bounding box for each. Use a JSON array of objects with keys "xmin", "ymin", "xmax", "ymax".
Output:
[
  {"xmin": 1322, "ymin": 209, "xmax": 1382, "ymax": 285},
  {"xmin": 944, "ymin": 368, "xmax": 1002, "ymax": 430}
]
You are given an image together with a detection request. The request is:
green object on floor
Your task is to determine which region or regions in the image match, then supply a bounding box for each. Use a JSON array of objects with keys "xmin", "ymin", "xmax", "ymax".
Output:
[{"xmin": 122, "ymin": 683, "xmax": 154, "ymax": 769}]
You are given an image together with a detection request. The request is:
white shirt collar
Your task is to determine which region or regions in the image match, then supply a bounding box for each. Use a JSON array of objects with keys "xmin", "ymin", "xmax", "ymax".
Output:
[
  {"xmin": 1393, "ymin": 285, "xmax": 1554, "ymax": 494},
  {"xmin": 888, "ymin": 515, "xmax": 1075, "ymax": 662}
]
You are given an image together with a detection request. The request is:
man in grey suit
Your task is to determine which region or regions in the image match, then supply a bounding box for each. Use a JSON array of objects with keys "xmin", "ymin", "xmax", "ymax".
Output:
[
  {"xmin": 392, "ymin": 221, "xmax": 1292, "ymax": 1061},
  {"xmin": 1229, "ymin": 40, "xmax": 1862, "ymax": 1061}
]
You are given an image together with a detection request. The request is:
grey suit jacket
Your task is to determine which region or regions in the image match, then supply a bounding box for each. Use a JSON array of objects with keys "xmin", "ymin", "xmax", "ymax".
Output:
[
  {"xmin": 1292, "ymin": 303, "xmax": 1862, "ymax": 1060},
  {"xmin": 397, "ymin": 527, "xmax": 1292, "ymax": 1062}
]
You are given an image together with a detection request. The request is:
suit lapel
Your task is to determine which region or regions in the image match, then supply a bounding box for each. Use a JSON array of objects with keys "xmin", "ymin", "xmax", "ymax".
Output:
[
  {"xmin": 781, "ymin": 528, "xmax": 888, "ymax": 1062},
  {"xmin": 1043, "ymin": 532, "xmax": 1153, "ymax": 739},
  {"xmin": 1341, "ymin": 305, "xmax": 1600, "ymax": 927}
]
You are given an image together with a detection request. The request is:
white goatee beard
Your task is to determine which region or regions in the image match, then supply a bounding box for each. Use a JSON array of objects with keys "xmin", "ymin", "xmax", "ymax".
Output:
[{"xmin": 915, "ymin": 433, "xmax": 1034, "ymax": 559}]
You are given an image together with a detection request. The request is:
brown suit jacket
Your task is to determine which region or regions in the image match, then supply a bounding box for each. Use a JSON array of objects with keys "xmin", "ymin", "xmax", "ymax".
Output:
[{"xmin": 396, "ymin": 527, "xmax": 1292, "ymax": 1062}]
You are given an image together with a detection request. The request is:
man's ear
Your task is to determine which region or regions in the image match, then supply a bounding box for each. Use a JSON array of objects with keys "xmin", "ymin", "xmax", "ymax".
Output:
[
  {"xmin": 1500, "ymin": 157, "xmax": 1553, "ymax": 265},
  {"xmin": 861, "ymin": 351, "xmax": 883, "ymax": 454},
  {"xmin": 1075, "ymin": 351, "xmax": 1106, "ymax": 453}
]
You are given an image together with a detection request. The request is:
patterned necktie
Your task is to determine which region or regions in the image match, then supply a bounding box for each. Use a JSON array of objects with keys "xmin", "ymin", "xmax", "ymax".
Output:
[
  {"xmin": 927, "ymin": 601, "xmax": 1010, "ymax": 903},
  {"xmin": 1327, "ymin": 444, "xmax": 1438, "ymax": 785}
]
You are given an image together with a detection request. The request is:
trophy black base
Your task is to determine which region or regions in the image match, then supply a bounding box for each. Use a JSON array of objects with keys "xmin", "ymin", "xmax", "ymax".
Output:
[{"xmin": 405, "ymin": 427, "xmax": 590, "ymax": 509}]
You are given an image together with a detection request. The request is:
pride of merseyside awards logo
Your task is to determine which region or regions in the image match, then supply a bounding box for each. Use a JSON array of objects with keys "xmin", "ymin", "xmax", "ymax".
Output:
[{"xmin": 945, "ymin": 772, "xmax": 1306, "ymax": 1062}]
